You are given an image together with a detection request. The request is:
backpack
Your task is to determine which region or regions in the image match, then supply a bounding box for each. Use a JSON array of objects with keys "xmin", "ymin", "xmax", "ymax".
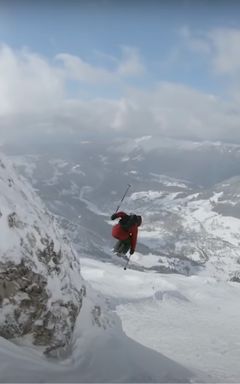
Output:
[{"xmin": 119, "ymin": 214, "xmax": 137, "ymax": 231}]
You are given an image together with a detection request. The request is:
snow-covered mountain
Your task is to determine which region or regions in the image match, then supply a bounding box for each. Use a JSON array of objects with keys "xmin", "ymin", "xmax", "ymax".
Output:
[
  {"xmin": 123, "ymin": 184, "xmax": 240, "ymax": 281},
  {"xmin": 0, "ymin": 153, "xmax": 196, "ymax": 382},
  {"xmin": 9, "ymin": 142, "xmax": 240, "ymax": 281},
  {"xmin": 3, "ymin": 137, "xmax": 240, "ymax": 381}
]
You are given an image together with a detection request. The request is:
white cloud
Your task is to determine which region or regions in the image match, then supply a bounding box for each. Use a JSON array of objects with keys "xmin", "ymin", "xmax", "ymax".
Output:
[
  {"xmin": 117, "ymin": 46, "xmax": 145, "ymax": 77},
  {"xmin": 179, "ymin": 26, "xmax": 240, "ymax": 104},
  {"xmin": 0, "ymin": 44, "xmax": 145, "ymax": 118},
  {"xmin": 180, "ymin": 26, "xmax": 240, "ymax": 77},
  {"xmin": 58, "ymin": 82, "xmax": 240, "ymax": 143},
  {"xmin": 56, "ymin": 53, "xmax": 115, "ymax": 83},
  {"xmin": 1, "ymin": 43, "xmax": 240, "ymax": 144},
  {"xmin": 106, "ymin": 83, "xmax": 240, "ymax": 142},
  {"xmin": 56, "ymin": 46, "xmax": 144, "ymax": 83},
  {"xmin": 179, "ymin": 26, "xmax": 211, "ymax": 55},
  {"xmin": 209, "ymin": 28, "xmax": 240, "ymax": 75},
  {"xmin": 146, "ymin": 83, "xmax": 239, "ymax": 141},
  {"xmin": 0, "ymin": 44, "xmax": 64, "ymax": 115}
]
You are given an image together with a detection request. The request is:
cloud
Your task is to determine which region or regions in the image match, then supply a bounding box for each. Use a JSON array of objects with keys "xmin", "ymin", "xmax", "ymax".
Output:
[
  {"xmin": 179, "ymin": 26, "xmax": 211, "ymax": 55},
  {"xmin": 116, "ymin": 46, "xmax": 145, "ymax": 77},
  {"xmin": 179, "ymin": 26, "xmax": 240, "ymax": 103},
  {"xmin": 180, "ymin": 26, "xmax": 240, "ymax": 77},
  {"xmin": 147, "ymin": 83, "xmax": 240, "ymax": 142},
  {"xmin": 1, "ymin": 43, "xmax": 240, "ymax": 144},
  {"xmin": 0, "ymin": 44, "xmax": 64, "ymax": 115},
  {"xmin": 209, "ymin": 28, "xmax": 240, "ymax": 76},
  {"xmin": 0, "ymin": 44, "xmax": 145, "ymax": 118},
  {"xmin": 56, "ymin": 54, "xmax": 115, "ymax": 84},
  {"xmin": 56, "ymin": 46, "xmax": 144, "ymax": 83},
  {"xmin": 105, "ymin": 83, "xmax": 240, "ymax": 142},
  {"xmin": 59, "ymin": 82, "xmax": 240, "ymax": 143}
]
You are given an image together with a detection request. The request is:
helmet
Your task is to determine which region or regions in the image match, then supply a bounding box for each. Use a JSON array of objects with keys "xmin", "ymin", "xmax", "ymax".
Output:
[
  {"xmin": 129, "ymin": 213, "xmax": 142, "ymax": 227},
  {"xmin": 136, "ymin": 215, "xmax": 142, "ymax": 226}
]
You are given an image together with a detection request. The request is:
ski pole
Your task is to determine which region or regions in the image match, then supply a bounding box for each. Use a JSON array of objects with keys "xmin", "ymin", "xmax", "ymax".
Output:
[
  {"xmin": 115, "ymin": 184, "xmax": 131, "ymax": 213},
  {"xmin": 124, "ymin": 255, "xmax": 131, "ymax": 270}
]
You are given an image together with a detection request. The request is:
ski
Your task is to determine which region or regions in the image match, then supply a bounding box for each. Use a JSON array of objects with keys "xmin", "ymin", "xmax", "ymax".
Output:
[{"xmin": 114, "ymin": 252, "xmax": 129, "ymax": 262}]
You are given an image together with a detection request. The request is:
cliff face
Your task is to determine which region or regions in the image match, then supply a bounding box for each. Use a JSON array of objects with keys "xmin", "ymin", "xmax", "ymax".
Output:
[{"xmin": 0, "ymin": 155, "xmax": 86, "ymax": 356}]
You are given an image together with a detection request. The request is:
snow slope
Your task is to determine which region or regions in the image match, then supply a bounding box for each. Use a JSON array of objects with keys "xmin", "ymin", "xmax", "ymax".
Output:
[
  {"xmin": 0, "ymin": 285, "xmax": 194, "ymax": 383},
  {"xmin": 81, "ymin": 257, "xmax": 240, "ymax": 383},
  {"xmin": 0, "ymin": 153, "xmax": 195, "ymax": 382},
  {"xmin": 6, "ymin": 146, "xmax": 240, "ymax": 381}
]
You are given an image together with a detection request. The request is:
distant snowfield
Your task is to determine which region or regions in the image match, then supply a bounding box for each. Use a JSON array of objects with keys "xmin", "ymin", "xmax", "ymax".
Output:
[{"xmin": 81, "ymin": 257, "xmax": 240, "ymax": 383}]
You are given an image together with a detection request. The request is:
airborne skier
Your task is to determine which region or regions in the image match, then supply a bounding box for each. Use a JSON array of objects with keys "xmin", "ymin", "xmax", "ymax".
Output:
[{"xmin": 111, "ymin": 211, "xmax": 142, "ymax": 256}]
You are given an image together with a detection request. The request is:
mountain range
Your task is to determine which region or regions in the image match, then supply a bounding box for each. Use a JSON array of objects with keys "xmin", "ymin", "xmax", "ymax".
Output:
[
  {"xmin": 0, "ymin": 149, "xmax": 195, "ymax": 382},
  {"xmin": 1, "ymin": 135, "xmax": 240, "ymax": 381}
]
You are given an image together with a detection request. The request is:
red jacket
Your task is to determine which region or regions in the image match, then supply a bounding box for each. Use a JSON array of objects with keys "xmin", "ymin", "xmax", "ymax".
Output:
[{"xmin": 112, "ymin": 211, "xmax": 138, "ymax": 251}]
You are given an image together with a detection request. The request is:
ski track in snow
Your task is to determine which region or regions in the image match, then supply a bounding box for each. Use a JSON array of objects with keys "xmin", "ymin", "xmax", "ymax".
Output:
[{"xmin": 81, "ymin": 257, "xmax": 240, "ymax": 383}]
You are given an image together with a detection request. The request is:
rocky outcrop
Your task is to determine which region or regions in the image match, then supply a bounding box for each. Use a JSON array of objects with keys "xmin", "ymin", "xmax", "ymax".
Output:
[
  {"xmin": 229, "ymin": 270, "xmax": 240, "ymax": 283},
  {"xmin": 0, "ymin": 258, "xmax": 85, "ymax": 356},
  {"xmin": 0, "ymin": 155, "xmax": 86, "ymax": 356}
]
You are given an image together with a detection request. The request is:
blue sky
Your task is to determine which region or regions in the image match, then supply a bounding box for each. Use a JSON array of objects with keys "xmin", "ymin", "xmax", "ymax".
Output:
[
  {"xmin": 1, "ymin": 0, "xmax": 239, "ymax": 93},
  {"xmin": 1, "ymin": 0, "xmax": 240, "ymax": 142}
]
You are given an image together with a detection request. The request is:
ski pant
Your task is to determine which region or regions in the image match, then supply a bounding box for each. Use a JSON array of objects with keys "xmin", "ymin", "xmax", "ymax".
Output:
[{"xmin": 113, "ymin": 238, "xmax": 131, "ymax": 254}]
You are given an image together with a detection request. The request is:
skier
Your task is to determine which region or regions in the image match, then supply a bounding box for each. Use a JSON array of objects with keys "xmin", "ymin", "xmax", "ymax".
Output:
[{"xmin": 111, "ymin": 211, "xmax": 142, "ymax": 256}]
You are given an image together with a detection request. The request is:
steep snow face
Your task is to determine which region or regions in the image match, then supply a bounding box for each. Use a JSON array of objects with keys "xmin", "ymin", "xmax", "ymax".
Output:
[{"xmin": 0, "ymin": 155, "xmax": 86, "ymax": 356}]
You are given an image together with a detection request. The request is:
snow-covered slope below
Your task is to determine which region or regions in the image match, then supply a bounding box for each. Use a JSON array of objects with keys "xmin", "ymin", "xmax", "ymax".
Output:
[
  {"xmin": 4, "ymin": 140, "xmax": 240, "ymax": 381},
  {"xmin": 0, "ymin": 154, "xmax": 196, "ymax": 382},
  {"xmin": 81, "ymin": 257, "xmax": 240, "ymax": 383},
  {"xmin": 0, "ymin": 285, "xmax": 194, "ymax": 383}
]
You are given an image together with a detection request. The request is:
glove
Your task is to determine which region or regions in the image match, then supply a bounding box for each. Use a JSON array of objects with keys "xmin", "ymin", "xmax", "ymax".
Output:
[
  {"xmin": 130, "ymin": 249, "xmax": 134, "ymax": 255},
  {"xmin": 111, "ymin": 213, "xmax": 117, "ymax": 220}
]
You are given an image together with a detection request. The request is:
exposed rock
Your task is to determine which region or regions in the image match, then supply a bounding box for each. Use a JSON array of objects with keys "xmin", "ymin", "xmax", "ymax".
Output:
[
  {"xmin": 8, "ymin": 212, "xmax": 17, "ymax": 228},
  {"xmin": 230, "ymin": 271, "xmax": 240, "ymax": 283},
  {"xmin": 8, "ymin": 212, "xmax": 25, "ymax": 229},
  {"xmin": 0, "ymin": 159, "xmax": 5, "ymax": 168},
  {"xmin": 8, "ymin": 178, "xmax": 14, "ymax": 187},
  {"xmin": 0, "ymin": 155, "xmax": 86, "ymax": 357},
  {"xmin": 92, "ymin": 305, "xmax": 102, "ymax": 327},
  {"xmin": 0, "ymin": 259, "xmax": 85, "ymax": 356}
]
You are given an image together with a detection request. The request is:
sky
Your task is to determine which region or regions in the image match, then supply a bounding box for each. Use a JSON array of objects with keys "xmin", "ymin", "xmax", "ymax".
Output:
[{"xmin": 1, "ymin": 0, "xmax": 240, "ymax": 143}]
